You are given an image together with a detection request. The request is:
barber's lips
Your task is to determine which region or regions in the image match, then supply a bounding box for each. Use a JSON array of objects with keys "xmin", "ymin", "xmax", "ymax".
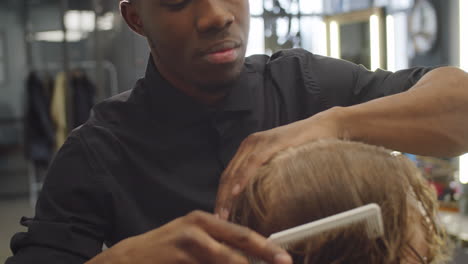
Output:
[{"xmin": 202, "ymin": 42, "xmax": 240, "ymax": 64}]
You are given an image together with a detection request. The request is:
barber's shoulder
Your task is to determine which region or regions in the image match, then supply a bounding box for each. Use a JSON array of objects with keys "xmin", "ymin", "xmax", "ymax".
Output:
[
  {"xmin": 268, "ymin": 48, "xmax": 315, "ymax": 63},
  {"xmin": 244, "ymin": 48, "xmax": 318, "ymax": 74},
  {"xmin": 66, "ymin": 88, "xmax": 138, "ymax": 149},
  {"xmin": 92, "ymin": 90, "xmax": 133, "ymax": 116},
  {"xmin": 87, "ymin": 87, "xmax": 142, "ymax": 128},
  {"xmin": 268, "ymin": 49, "xmax": 362, "ymax": 71},
  {"xmin": 244, "ymin": 53, "xmax": 270, "ymax": 73}
]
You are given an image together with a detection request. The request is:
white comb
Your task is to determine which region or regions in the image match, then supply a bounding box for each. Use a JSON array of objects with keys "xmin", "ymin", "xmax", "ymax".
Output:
[
  {"xmin": 269, "ymin": 203, "xmax": 384, "ymax": 248},
  {"xmin": 249, "ymin": 203, "xmax": 384, "ymax": 263}
]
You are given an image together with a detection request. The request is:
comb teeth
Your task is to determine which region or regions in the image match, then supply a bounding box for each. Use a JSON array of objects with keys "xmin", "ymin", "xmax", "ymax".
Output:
[
  {"xmin": 248, "ymin": 204, "xmax": 384, "ymax": 264},
  {"xmin": 268, "ymin": 203, "xmax": 384, "ymax": 245},
  {"xmin": 276, "ymin": 213, "xmax": 383, "ymax": 249},
  {"xmin": 365, "ymin": 212, "xmax": 385, "ymax": 239}
]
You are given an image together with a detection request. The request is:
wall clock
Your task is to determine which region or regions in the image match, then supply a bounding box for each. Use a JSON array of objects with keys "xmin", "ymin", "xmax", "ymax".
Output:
[{"xmin": 408, "ymin": 0, "xmax": 438, "ymax": 54}]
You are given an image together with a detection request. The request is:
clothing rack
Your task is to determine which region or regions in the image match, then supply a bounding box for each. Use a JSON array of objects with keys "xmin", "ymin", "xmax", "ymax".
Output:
[
  {"xmin": 19, "ymin": 0, "xmax": 121, "ymax": 206},
  {"xmin": 26, "ymin": 60, "xmax": 119, "ymax": 207},
  {"xmin": 40, "ymin": 60, "xmax": 119, "ymax": 97}
]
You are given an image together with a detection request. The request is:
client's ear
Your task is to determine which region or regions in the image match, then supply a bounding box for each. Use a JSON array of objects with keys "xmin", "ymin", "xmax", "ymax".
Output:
[{"xmin": 120, "ymin": 1, "xmax": 146, "ymax": 37}]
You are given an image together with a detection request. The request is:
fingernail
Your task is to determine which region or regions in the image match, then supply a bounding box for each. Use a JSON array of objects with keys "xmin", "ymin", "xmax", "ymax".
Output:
[
  {"xmin": 221, "ymin": 208, "xmax": 229, "ymax": 220},
  {"xmin": 274, "ymin": 253, "xmax": 292, "ymax": 264},
  {"xmin": 232, "ymin": 184, "xmax": 241, "ymax": 195}
]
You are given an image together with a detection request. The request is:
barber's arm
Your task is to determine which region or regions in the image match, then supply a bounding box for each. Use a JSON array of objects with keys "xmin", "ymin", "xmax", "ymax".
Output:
[
  {"xmin": 340, "ymin": 66, "xmax": 468, "ymax": 156},
  {"xmin": 215, "ymin": 66, "xmax": 468, "ymax": 219}
]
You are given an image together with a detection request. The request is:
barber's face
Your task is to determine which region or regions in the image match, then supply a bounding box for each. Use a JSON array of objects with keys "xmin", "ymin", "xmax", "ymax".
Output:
[{"xmin": 129, "ymin": 0, "xmax": 250, "ymax": 90}]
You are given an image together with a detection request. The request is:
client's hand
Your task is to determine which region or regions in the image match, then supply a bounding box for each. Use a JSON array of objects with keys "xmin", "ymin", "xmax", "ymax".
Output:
[
  {"xmin": 215, "ymin": 107, "xmax": 344, "ymax": 220},
  {"xmin": 85, "ymin": 211, "xmax": 292, "ymax": 264}
]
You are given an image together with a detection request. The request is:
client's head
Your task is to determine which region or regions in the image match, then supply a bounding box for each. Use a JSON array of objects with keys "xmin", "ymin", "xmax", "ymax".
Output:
[{"xmin": 230, "ymin": 139, "xmax": 450, "ymax": 263}]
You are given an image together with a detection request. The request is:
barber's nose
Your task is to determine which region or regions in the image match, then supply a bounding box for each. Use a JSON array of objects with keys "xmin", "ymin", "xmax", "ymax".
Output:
[{"xmin": 196, "ymin": 0, "xmax": 234, "ymax": 33}]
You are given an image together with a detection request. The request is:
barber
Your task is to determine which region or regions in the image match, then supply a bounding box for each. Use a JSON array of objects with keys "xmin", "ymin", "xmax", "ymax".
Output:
[{"xmin": 7, "ymin": 0, "xmax": 468, "ymax": 263}]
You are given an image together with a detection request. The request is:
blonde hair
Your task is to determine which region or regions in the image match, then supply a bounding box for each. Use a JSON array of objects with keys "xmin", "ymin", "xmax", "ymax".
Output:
[{"xmin": 230, "ymin": 140, "xmax": 450, "ymax": 263}]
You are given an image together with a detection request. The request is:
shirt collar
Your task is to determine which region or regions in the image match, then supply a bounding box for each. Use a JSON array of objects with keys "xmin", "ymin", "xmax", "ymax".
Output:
[{"xmin": 142, "ymin": 56, "xmax": 254, "ymax": 126}]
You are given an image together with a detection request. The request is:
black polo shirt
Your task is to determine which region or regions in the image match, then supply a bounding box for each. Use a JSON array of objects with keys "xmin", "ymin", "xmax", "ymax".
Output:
[{"xmin": 7, "ymin": 49, "xmax": 433, "ymax": 263}]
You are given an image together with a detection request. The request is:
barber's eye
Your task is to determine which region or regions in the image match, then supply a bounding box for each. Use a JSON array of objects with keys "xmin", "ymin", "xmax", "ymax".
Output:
[{"xmin": 161, "ymin": 0, "xmax": 190, "ymax": 10}]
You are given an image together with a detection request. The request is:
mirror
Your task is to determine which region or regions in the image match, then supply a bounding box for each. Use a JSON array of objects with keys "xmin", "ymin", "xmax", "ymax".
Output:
[{"xmin": 325, "ymin": 8, "xmax": 387, "ymax": 71}]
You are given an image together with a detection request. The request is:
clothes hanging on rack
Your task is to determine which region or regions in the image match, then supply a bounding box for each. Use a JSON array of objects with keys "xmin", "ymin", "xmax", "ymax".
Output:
[
  {"xmin": 24, "ymin": 71, "xmax": 55, "ymax": 165},
  {"xmin": 50, "ymin": 70, "xmax": 96, "ymax": 148},
  {"xmin": 70, "ymin": 70, "xmax": 95, "ymax": 128},
  {"xmin": 50, "ymin": 72, "xmax": 68, "ymax": 150}
]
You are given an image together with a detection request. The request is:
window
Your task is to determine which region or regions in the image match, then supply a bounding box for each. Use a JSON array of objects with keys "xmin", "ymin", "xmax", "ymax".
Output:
[{"xmin": 247, "ymin": 0, "xmax": 326, "ymax": 56}]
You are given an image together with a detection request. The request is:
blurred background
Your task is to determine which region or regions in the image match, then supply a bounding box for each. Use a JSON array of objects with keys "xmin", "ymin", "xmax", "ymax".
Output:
[{"xmin": 0, "ymin": 0, "xmax": 467, "ymax": 262}]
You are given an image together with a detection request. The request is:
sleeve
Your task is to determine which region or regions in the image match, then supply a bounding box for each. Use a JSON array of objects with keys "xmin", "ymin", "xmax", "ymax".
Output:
[
  {"xmin": 6, "ymin": 134, "xmax": 110, "ymax": 264},
  {"xmin": 266, "ymin": 49, "xmax": 435, "ymax": 119},
  {"xmin": 304, "ymin": 53, "xmax": 435, "ymax": 108}
]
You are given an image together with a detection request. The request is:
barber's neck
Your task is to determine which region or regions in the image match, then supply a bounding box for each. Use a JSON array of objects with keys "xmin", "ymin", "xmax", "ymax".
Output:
[{"xmin": 152, "ymin": 56, "xmax": 227, "ymax": 106}]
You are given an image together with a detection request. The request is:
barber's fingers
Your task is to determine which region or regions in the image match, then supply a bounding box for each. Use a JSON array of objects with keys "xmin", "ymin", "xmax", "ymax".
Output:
[
  {"xmin": 184, "ymin": 211, "xmax": 292, "ymax": 264},
  {"xmin": 216, "ymin": 111, "xmax": 342, "ymax": 220},
  {"xmin": 215, "ymin": 132, "xmax": 279, "ymax": 220},
  {"xmin": 176, "ymin": 224, "xmax": 249, "ymax": 264},
  {"xmin": 215, "ymin": 136, "xmax": 257, "ymax": 218}
]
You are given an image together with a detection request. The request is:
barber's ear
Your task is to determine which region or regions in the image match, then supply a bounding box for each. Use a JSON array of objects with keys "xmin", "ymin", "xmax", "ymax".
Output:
[{"xmin": 120, "ymin": 1, "xmax": 146, "ymax": 37}]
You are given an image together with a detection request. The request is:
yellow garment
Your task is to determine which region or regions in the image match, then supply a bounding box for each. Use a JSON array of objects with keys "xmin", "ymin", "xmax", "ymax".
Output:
[{"xmin": 51, "ymin": 72, "xmax": 68, "ymax": 150}]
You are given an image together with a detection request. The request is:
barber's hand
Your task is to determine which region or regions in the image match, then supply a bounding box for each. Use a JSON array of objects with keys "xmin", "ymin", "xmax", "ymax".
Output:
[
  {"xmin": 215, "ymin": 108, "xmax": 344, "ymax": 220},
  {"xmin": 86, "ymin": 211, "xmax": 292, "ymax": 264}
]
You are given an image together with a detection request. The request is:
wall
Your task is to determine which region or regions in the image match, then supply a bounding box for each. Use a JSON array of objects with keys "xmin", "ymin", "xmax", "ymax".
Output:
[
  {"xmin": 104, "ymin": 12, "xmax": 148, "ymax": 94},
  {"xmin": 0, "ymin": 1, "xmax": 29, "ymax": 196},
  {"xmin": 0, "ymin": 1, "xmax": 27, "ymax": 119}
]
